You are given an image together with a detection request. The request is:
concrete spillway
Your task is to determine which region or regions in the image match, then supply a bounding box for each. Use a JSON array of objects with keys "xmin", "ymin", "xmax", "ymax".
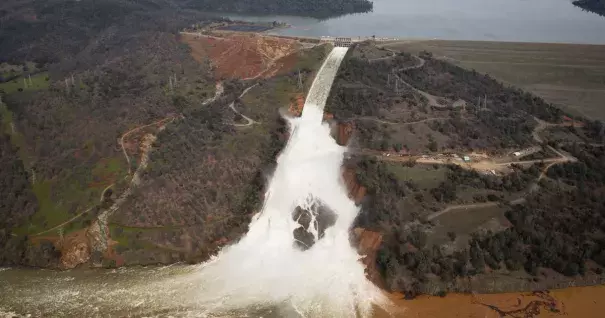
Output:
[
  {"xmin": 301, "ymin": 46, "xmax": 349, "ymax": 119},
  {"xmin": 0, "ymin": 46, "xmax": 388, "ymax": 318}
]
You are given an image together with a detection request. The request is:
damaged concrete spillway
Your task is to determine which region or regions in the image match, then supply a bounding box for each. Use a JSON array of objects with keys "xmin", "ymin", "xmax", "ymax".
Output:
[{"xmin": 0, "ymin": 47, "xmax": 387, "ymax": 317}]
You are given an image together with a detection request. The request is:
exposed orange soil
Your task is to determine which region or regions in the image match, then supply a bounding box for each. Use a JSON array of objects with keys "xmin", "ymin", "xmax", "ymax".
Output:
[
  {"xmin": 288, "ymin": 93, "xmax": 305, "ymax": 116},
  {"xmin": 342, "ymin": 167, "xmax": 366, "ymax": 204},
  {"xmin": 32, "ymin": 229, "xmax": 92, "ymax": 269},
  {"xmin": 353, "ymin": 228, "xmax": 385, "ymax": 288},
  {"xmin": 334, "ymin": 120, "xmax": 354, "ymax": 145},
  {"xmin": 181, "ymin": 33, "xmax": 300, "ymax": 79},
  {"xmin": 374, "ymin": 285, "xmax": 605, "ymax": 318},
  {"xmin": 122, "ymin": 116, "xmax": 175, "ymax": 167}
]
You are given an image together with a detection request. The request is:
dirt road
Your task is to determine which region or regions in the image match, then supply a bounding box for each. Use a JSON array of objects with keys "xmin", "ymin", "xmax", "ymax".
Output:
[
  {"xmin": 229, "ymin": 84, "xmax": 259, "ymax": 127},
  {"xmin": 355, "ymin": 116, "xmax": 449, "ymax": 126},
  {"xmin": 427, "ymin": 202, "xmax": 500, "ymax": 221}
]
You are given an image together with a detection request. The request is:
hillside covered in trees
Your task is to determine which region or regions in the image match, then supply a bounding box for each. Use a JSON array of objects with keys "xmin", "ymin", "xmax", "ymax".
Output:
[
  {"xmin": 574, "ymin": 0, "xmax": 605, "ymax": 17},
  {"xmin": 0, "ymin": 0, "xmax": 329, "ymax": 267},
  {"xmin": 329, "ymin": 43, "xmax": 605, "ymax": 296},
  {"xmin": 187, "ymin": 0, "xmax": 373, "ymax": 18}
]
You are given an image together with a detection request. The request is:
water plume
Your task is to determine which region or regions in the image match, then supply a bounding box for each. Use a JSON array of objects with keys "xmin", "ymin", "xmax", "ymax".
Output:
[{"xmin": 183, "ymin": 47, "xmax": 387, "ymax": 317}]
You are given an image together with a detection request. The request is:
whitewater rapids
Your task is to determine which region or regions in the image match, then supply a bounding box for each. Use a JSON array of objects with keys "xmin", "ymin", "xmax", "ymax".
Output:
[{"xmin": 0, "ymin": 47, "xmax": 388, "ymax": 317}]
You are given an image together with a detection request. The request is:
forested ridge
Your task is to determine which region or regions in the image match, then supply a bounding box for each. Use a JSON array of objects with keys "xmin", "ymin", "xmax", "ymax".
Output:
[
  {"xmin": 574, "ymin": 0, "xmax": 605, "ymax": 17},
  {"xmin": 0, "ymin": 0, "xmax": 326, "ymax": 267},
  {"xmin": 186, "ymin": 0, "xmax": 373, "ymax": 18},
  {"xmin": 330, "ymin": 43, "xmax": 605, "ymax": 295}
]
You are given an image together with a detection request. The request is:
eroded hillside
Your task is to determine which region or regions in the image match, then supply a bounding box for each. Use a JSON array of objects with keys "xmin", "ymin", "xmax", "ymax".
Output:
[{"xmin": 181, "ymin": 33, "xmax": 301, "ymax": 79}]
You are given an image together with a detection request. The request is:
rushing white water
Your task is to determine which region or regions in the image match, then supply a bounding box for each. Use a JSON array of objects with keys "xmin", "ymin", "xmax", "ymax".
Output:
[
  {"xmin": 0, "ymin": 47, "xmax": 388, "ymax": 317},
  {"xmin": 182, "ymin": 46, "xmax": 387, "ymax": 317}
]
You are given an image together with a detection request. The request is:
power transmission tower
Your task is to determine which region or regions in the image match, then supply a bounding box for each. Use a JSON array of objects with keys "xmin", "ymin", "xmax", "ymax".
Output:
[
  {"xmin": 71, "ymin": 74, "xmax": 75, "ymax": 86},
  {"xmin": 23, "ymin": 78, "xmax": 28, "ymax": 89},
  {"xmin": 58, "ymin": 227, "xmax": 64, "ymax": 244},
  {"xmin": 297, "ymin": 69, "xmax": 303, "ymax": 91},
  {"xmin": 484, "ymin": 94, "xmax": 487, "ymax": 110},
  {"xmin": 169, "ymin": 76, "xmax": 173, "ymax": 91},
  {"xmin": 29, "ymin": 75, "xmax": 33, "ymax": 86}
]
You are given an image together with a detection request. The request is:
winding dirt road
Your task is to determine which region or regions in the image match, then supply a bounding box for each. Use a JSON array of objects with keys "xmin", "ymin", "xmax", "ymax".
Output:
[
  {"xmin": 31, "ymin": 84, "xmax": 224, "ymax": 238},
  {"xmin": 229, "ymin": 84, "xmax": 259, "ymax": 127}
]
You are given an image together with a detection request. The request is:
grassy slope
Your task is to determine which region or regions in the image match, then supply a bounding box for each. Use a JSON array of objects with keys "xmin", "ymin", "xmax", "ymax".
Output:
[{"xmin": 386, "ymin": 40, "xmax": 605, "ymax": 120}]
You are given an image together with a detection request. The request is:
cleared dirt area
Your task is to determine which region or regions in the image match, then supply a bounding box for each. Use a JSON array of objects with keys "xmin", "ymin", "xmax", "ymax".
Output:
[
  {"xmin": 384, "ymin": 40, "xmax": 605, "ymax": 121},
  {"xmin": 181, "ymin": 33, "xmax": 301, "ymax": 79}
]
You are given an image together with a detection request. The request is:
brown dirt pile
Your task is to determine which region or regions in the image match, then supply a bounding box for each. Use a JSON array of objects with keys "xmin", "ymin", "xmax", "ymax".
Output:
[{"xmin": 181, "ymin": 33, "xmax": 300, "ymax": 79}]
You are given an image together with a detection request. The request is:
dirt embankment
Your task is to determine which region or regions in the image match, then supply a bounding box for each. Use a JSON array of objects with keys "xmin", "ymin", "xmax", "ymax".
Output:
[
  {"xmin": 181, "ymin": 33, "xmax": 300, "ymax": 79},
  {"xmin": 332, "ymin": 120, "xmax": 384, "ymax": 287},
  {"xmin": 353, "ymin": 228, "xmax": 385, "ymax": 288},
  {"xmin": 333, "ymin": 120, "xmax": 354, "ymax": 146}
]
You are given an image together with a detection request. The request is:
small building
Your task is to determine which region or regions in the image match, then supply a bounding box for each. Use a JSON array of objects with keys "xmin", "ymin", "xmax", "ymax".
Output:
[
  {"xmin": 463, "ymin": 156, "xmax": 471, "ymax": 162},
  {"xmin": 334, "ymin": 37, "xmax": 352, "ymax": 47},
  {"xmin": 513, "ymin": 151, "xmax": 521, "ymax": 157}
]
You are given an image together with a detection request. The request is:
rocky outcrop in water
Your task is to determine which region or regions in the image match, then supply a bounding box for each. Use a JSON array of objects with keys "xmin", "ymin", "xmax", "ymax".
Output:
[{"xmin": 292, "ymin": 201, "xmax": 337, "ymax": 250}]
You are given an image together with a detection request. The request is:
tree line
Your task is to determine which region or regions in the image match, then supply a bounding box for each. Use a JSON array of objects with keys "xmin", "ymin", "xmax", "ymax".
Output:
[
  {"xmin": 186, "ymin": 0, "xmax": 373, "ymax": 19},
  {"xmin": 574, "ymin": 0, "xmax": 605, "ymax": 17}
]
